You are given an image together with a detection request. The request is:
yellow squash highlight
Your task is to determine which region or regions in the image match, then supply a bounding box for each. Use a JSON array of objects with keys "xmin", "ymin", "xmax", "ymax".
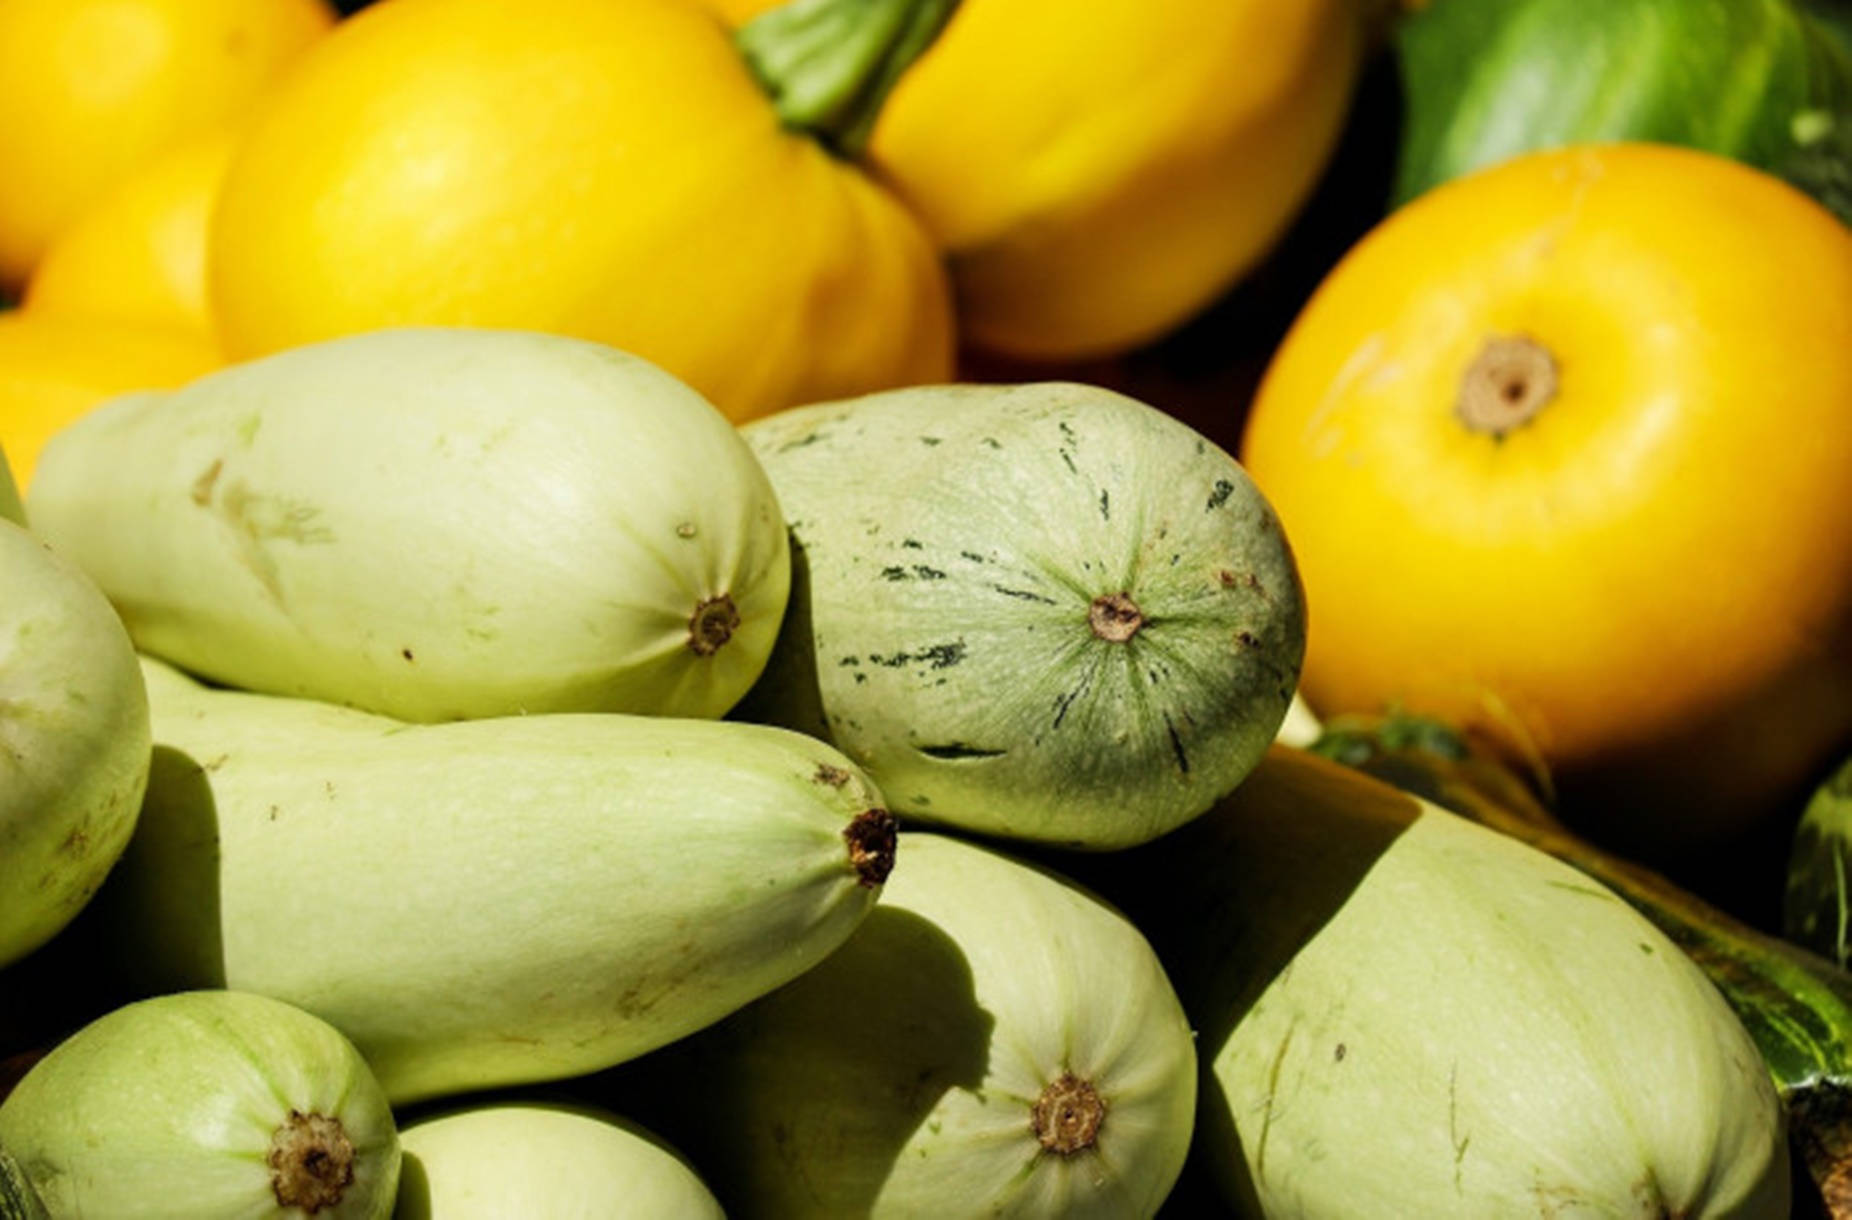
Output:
[{"xmin": 207, "ymin": 0, "xmax": 953, "ymax": 422}]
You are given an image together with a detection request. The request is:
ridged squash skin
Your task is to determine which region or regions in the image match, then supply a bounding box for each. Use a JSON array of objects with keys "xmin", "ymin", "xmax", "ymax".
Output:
[
  {"xmin": 27, "ymin": 327, "xmax": 789, "ymax": 723},
  {"xmin": 0, "ymin": 519, "xmax": 150, "ymax": 967},
  {"xmin": 394, "ymin": 1103, "xmax": 723, "ymax": 1219},
  {"xmin": 0, "ymin": 990, "xmax": 400, "ymax": 1219},
  {"xmin": 100, "ymin": 657, "xmax": 896, "ymax": 1105},
  {"xmin": 740, "ymin": 382, "xmax": 1304, "ymax": 848},
  {"xmin": 605, "ymin": 832, "xmax": 1196, "ymax": 1219},
  {"xmin": 1089, "ymin": 749, "xmax": 1789, "ymax": 1217},
  {"xmin": 205, "ymin": 0, "xmax": 953, "ymax": 422}
]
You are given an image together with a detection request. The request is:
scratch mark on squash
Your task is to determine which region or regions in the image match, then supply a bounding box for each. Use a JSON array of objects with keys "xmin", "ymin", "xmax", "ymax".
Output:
[{"xmin": 1256, "ymin": 1020, "xmax": 1297, "ymax": 1183}]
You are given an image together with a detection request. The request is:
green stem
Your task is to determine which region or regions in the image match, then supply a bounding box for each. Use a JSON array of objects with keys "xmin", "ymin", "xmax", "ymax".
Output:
[
  {"xmin": 737, "ymin": 0, "xmax": 962, "ymax": 158},
  {"xmin": 0, "ymin": 1145, "xmax": 48, "ymax": 1220}
]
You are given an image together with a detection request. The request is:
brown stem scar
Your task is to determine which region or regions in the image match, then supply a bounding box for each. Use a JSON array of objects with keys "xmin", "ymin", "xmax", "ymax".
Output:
[
  {"xmin": 1032, "ymin": 1073, "xmax": 1105, "ymax": 1155},
  {"xmin": 688, "ymin": 594, "xmax": 741, "ymax": 656},
  {"xmin": 268, "ymin": 1110, "xmax": 355, "ymax": 1213},
  {"xmin": 1457, "ymin": 335, "xmax": 1558, "ymax": 438},
  {"xmin": 1089, "ymin": 593, "xmax": 1143, "ymax": 643},
  {"xmin": 843, "ymin": 808, "xmax": 898, "ymax": 888}
]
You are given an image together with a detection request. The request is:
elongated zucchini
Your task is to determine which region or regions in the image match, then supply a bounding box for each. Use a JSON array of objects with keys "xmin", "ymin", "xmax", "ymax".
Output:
[
  {"xmin": 395, "ymin": 1102, "xmax": 723, "ymax": 1219},
  {"xmin": 597, "ymin": 831, "xmax": 1197, "ymax": 1218},
  {"xmin": 1313, "ymin": 712, "xmax": 1852, "ymax": 1216},
  {"xmin": 739, "ymin": 381, "xmax": 1305, "ymax": 849},
  {"xmin": 95, "ymin": 657, "xmax": 896, "ymax": 1105},
  {"xmin": 1071, "ymin": 747, "xmax": 1788, "ymax": 1217},
  {"xmin": 26, "ymin": 326, "xmax": 790, "ymax": 722}
]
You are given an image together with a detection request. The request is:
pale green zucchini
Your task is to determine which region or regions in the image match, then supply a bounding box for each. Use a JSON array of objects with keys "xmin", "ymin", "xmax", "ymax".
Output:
[
  {"xmin": 98, "ymin": 657, "xmax": 896, "ymax": 1105},
  {"xmin": 25, "ymin": 326, "xmax": 789, "ymax": 722},
  {"xmin": 395, "ymin": 1102, "xmax": 723, "ymax": 1219},
  {"xmin": 0, "ymin": 519, "xmax": 149, "ymax": 967},
  {"xmin": 0, "ymin": 990, "xmax": 399, "ymax": 1219},
  {"xmin": 739, "ymin": 381, "xmax": 1305, "ymax": 849},
  {"xmin": 1080, "ymin": 748, "xmax": 1790, "ymax": 1218},
  {"xmin": 0, "ymin": 445, "xmax": 21, "ymax": 527},
  {"xmin": 605, "ymin": 831, "xmax": 1197, "ymax": 1218}
]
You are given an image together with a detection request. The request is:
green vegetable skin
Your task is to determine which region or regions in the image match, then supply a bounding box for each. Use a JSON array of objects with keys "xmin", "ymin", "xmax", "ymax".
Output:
[
  {"xmin": 97, "ymin": 657, "xmax": 896, "ymax": 1105},
  {"xmin": 395, "ymin": 1103, "xmax": 723, "ymax": 1219},
  {"xmin": 0, "ymin": 990, "xmax": 400, "ymax": 1219},
  {"xmin": 1080, "ymin": 748, "xmax": 1789, "ymax": 1218},
  {"xmin": 740, "ymin": 381, "xmax": 1305, "ymax": 849},
  {"xmin": 1395, "ymin": 0, "xmax": 1852, "ymax": 221},
  {"xmin": 25, "ymin": 326, "xmax": 789, "ymax": 723},
  {"xmin": 1315, "ymin": 715, "xmax": 1852, "ymax": 1214},
  {"xmin": 602, "ymin": 832, "xmax": 1196, "ymax": 1218},
  {"xmin": 0, "ymin": 1146, "xmax": 47, "ymax": 1220},
  {"xmin": 0, "ymin": 519, "xmax": 149, "ymax": 968},
  {"xmin": 0, "ymin": 445, "xmax": 21, "ymax": 526},
  {"xmin": 1787, "ymin": 755, "xmax": 1852, "ymax": 969}
]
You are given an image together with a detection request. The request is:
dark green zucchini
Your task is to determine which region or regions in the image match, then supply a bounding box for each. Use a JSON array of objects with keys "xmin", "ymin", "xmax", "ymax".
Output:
[
  {"xmin": 1394, "ymin": 0, "xmax": 1852, "ymax": 222},
  {"xmin": 1312, "ymin": 712, "xmax": 1852, "ymax": 1216}
]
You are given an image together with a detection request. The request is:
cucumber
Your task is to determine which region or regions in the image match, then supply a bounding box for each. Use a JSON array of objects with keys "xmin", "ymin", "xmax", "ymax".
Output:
[
  {"xmin": 739, "ymin": 381, "xmax": 1305, "ymax": 848},
  {"xmin": 599, "ymin": 831, "xmax": 1196, "ymax": 1218},
  {"xmin": 97, "ymin": 657, "xmax": 897, "ymax": 1104},
  {"xmin": 1076, "ymin": 748, "xmax": 1789, "ymax": 1217},
  {"xmin": 1786, "ymin": 753, "xmax": 1852, "ymax": 967},
  {"xmin": 0, "ymin": 990, "xmax": 400, "ymax": 1219},
  {"xmin": 1394, "ymin": 0, "xmax": 1852, "ymax": 222},
  {"xmin": 0, "ymin": 519, "xmax": 149, "ymax": 968},
  {"xmin": 25, "ymin": 326, "xmax": 789, "ymax": 722},
  {"xmin": 1314, "ymin": 713, "xmax": 1852, "ymax": 1213},
  {"xmin": 394, "ymin": 1102, "xmax": 723, "ymax": 1219}
]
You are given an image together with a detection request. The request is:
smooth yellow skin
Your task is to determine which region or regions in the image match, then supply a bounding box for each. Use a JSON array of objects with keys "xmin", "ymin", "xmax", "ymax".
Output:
[
  {"xmin": 208, "ymin": 0, "xmax": 954, "ymax": 423},
  {"xmin": 24, "ymin": 128, "xmax": 235, "ymax": 340},
  {"xmin": 0, "ymin": 0, "xmax": 334, "ymax": 289},
  {"xmin": 717, "ymin": 0, "xmax": 1364, "ymax": 360},
  {"xmin": 0, "ymin": 312, "xmax": 220, "ymax": 490},
  {"xmin": 1240, "ymin": 144, "xmax": 1852, "ymax": 841}
]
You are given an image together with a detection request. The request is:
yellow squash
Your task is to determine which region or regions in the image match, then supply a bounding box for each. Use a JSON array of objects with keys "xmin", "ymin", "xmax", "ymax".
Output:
[
  {"xmin": 22, "ymin": 130, "xmax": 235, "ymax": 342},
  {"xmin": 0, "ymin": 313, "xmax": 220, "ymax": 491},
  {"xmin": 0, "ymin": 0, "xmax": 334, "ymax": 289},
  {"xmin": 208, "ymin": 0, "xmax": 953, "ymax": 422},
  {"xmin": 1239, "ymin": 143, "xmax": 1852, "ymax": 850},
  {"xmin": 718, "ymin": 0, "xmax": 1367, "ymax": 360}
]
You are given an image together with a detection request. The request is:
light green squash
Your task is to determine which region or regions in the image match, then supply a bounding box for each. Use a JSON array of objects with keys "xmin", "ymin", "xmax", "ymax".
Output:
[
  {"xmin": 97, "ymin": 657, "xmax": 897, "ymax": 1105},
  {"xmin": 605, "ymin": 831, "xmax": 1197, "ymax": 1218},
  {"xmin": 739, "ymin": 381, "xmax": 1305, "ymax": 848},
  {"xmin": 0, "ymin": 990, "xmax": 399, "ymax": 1219},
  {"xmin": 1085, "ymin": 748, "xmax": 1790, "ymax": 1218},
  {"xmin": 0, "ymin": 519, "xmax": 149, "ymax": 967},
  {"xmin": 394, "ymin": 1102, "xmax": 723, "ymax": 1219},
  {"xmin": 25, "ymin": 326, "xmax": 789, "ymax": 722}
]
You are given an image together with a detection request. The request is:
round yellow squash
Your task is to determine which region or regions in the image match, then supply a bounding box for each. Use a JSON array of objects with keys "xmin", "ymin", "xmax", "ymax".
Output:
[
  {"xmin": 1239, "ymin": 143, "xmax": 1852, "ymax": 846},
  {"xmin": 207, "ymin": 0, "xmax": 954, "ymax": 422},
  {"xmin": 0, "ymin": 0, "xmax": 333, "ymax": 288},
  {"xmin": 714, "ymin": 0, "xmax": 1366, "ymax": 361},
  {"xmin": 24, "ymin": 129, "xmax": 235, "ymax": 341}
]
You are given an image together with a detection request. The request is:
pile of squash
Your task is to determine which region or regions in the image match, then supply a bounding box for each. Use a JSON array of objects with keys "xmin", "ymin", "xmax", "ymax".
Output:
[{"xmin": 1, "ymin": 0, "xmax": 1850, "ymax": 1216}]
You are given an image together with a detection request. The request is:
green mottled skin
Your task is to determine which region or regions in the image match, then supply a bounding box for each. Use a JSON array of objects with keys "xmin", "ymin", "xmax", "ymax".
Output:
[
  {"xmin": 740, "ymin": 382, "xmax": 1306, "ymax": 849},
  {"xmin": 1396, "ymin": 0, "xmax": 1852, "ymax": 221}
]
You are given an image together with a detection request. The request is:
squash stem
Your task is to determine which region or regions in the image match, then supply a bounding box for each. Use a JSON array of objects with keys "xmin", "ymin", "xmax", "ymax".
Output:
[{"xmin": 737, "ymin": 0, "xmax": 962, "ymax": 158}]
